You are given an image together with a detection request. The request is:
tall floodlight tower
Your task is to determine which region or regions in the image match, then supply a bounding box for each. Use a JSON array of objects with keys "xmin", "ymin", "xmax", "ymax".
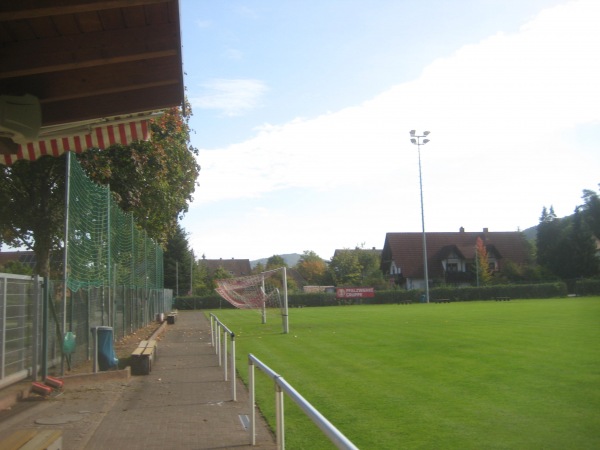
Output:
[{"xmin": 410, "ymin": 130, "xmax": 431, "ymax": 303}]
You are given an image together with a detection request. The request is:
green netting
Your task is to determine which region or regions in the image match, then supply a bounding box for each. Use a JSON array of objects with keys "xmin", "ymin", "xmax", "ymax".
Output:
[{"xmin": 65, "ymin": 152, "xmax": 164, "ymax": 293}]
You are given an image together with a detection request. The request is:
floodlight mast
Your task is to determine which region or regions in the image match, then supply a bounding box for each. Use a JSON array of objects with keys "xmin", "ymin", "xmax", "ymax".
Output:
[{"xmin": 410, "ymin": 130, "xmax": 431, "ymax": 303}]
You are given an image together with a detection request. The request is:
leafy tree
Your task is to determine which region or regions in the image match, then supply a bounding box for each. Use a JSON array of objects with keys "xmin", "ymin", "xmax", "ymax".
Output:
[
  {"xmin": 355, "ymin": 245, "xmax": 386, "ymax": 288},
  {"xmin": 295, "ymin": 250, "xmax": 328, "ymax": 285},
  {"xmin": 266, "ymin": 255, "xmax": 287, "ymax": 270},
  {"xmin": 78, "ymin": 105, "xmax": 200, "ymax": 246},
  {"xmin": 163, "ymin": 224, "xmax": 193, "ymax": 295},
  {"xmin": 475, "ymin": 237, "xmax": 492, "ymax": 285},
  {"xmin": 0, "ymin": 155, "xmax": 67, "ymax": 277},
  {"xmin": 536, "ymin": 206, "xmax": 561, "ymax": 274},
  {"xmin": 559, "ymin": 207, "xmax": 599, "ymax": 279},
  {"xmin": 0, "ymin": 260, "xmax": 33, "ymax": 276},
  {"xmin": 581, "ymin": 186, "xmax": 600, "ymax": 239},
  {"xmin": 252, "ymin": 262, "xmax": 266, "ymax": 275},
  {"xmin": 329, "ymin": 249, "xmax": 362, "ymax": 286},
  {"xmin": 536, "ymin": 201, "xmax": 599, "ymax": 283},
  {"xmin": 0, "ymin": 104, "xmax": 199, "ymax": 277}
]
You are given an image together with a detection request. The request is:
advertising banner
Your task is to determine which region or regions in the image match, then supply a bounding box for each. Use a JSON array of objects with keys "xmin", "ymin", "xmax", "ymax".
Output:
[{"xmin": 336, "ymin": 287, "xmax": 375, "ymax": 299}]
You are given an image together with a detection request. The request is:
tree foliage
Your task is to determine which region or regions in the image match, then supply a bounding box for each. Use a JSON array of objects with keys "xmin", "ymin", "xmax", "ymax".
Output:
[
  {"xmin": 78, "ymin": 105, "xmax": 200, "ymax": 246},
  {"xmin": 295, "ymin": 250, "xmax": 328, "ymax": 285},
  {"xmin": 475, "ymin": 237, "xmax": 492, "ymax": 285},
  {"xmin": 329, "ymin": 248, "xmax": 363, "ymax": 286},
  {"xmin": 266, "ymin": 255, "xmax": 287, "ymax": 270},
  {"xmin": 0, "ymin": 103, "xmax": 200, "ymax": 277},
  {"xmin": 0, "ymin": 259, "xmax": 33, "ymax": 275},
  {"xmin": 536, "ymin": 186, "xmax": 600, "ymax": 282},
  {"xmin": 163, "ymin": 223, "xmax": 193, "ymax": 295},
  {"xmin": 0, "ymin": 155, "xmax": 67, "ymax": 276}
]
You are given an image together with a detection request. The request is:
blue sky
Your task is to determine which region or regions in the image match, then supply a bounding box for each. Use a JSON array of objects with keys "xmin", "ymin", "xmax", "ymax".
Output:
[{"xmin": 179, "ymin": 0, "xmax": 600, "ymax": 261}]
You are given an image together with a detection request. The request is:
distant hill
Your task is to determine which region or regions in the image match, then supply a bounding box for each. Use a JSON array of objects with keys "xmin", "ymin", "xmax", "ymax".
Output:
[{"xmin": 250, "ymin": 253, "xmax": 302, "ymax": 268}]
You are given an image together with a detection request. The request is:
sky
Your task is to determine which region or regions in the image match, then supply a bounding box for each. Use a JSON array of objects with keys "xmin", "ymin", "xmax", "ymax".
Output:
[{"xmin": 178, "ymin": 0, "xmax": 600, "ymax": 262}]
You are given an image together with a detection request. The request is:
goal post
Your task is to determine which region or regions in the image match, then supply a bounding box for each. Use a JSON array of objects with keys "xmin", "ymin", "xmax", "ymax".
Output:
[{"xmin": 215, "ymin": 266, "xmax": 289, "ymax": 334}]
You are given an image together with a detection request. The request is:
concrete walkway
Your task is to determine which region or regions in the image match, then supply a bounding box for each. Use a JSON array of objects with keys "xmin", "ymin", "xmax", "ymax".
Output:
[{"xmin": 0, "ymin": 311, "xmax": 277, "ymax": 450}]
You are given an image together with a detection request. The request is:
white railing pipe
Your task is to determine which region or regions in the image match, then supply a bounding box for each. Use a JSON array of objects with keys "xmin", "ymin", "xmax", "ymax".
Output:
[{"xmin": 248, "ymin": 353, "xmax": 358, "ymax": 450}]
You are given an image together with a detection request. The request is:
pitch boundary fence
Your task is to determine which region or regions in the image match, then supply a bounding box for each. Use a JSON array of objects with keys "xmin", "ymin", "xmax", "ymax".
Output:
[{"xmin": 0, "ymin": 272, "xmax": 172, "ymax": 387}]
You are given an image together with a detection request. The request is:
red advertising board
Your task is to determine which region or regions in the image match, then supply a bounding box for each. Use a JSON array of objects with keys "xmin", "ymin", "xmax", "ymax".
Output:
[{"xmin": 336, "ymin": 287, "xmax": 375, "ymax": 299}]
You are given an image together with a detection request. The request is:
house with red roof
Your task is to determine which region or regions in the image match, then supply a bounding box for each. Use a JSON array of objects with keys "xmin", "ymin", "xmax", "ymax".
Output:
[
  {"xmin": 380, "ymin": 227, "xmax": 531, "ymax": 289},
  {"xmin": 199, "ymin": 257, "xmax": 252, "ymax": 278}
]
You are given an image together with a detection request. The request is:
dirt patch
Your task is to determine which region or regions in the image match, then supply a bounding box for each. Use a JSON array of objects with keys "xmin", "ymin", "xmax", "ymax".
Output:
[{"xmin": 62, "ymin": 321, "xmax": 166, "ymax": 376}]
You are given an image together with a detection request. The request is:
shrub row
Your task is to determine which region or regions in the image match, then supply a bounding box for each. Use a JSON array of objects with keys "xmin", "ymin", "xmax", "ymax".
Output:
[
  {"xmin": 174, "ymin": 282, "xmax": 569, "ymax": 310},
  {"xmin": 574, "ymin": 278, "xmax": 600, "ymax": 296}
]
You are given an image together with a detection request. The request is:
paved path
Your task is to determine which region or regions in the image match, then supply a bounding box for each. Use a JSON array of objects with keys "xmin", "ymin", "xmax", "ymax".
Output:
[{"xmin": 0, "ymin": 311, "xmax": 277, "ymax": 450}]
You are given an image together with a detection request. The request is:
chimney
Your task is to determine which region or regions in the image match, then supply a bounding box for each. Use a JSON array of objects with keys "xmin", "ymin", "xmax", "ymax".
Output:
[
  {"xmin": 459, "ymin": 227, "xmax": 465, "ymax": 233},
  {"xmin": 483, "ymin": 228, "xmax": 489, "ymax": 233}
]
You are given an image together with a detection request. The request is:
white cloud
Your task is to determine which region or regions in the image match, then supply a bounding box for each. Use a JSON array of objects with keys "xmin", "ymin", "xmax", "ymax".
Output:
[
  {"xmin": 192, "ymin": 79, "xmax": 267, "ymax": 117},
  {"xmin": 188, "ymin": 0, "xmax": 600, "ymax": 259}
]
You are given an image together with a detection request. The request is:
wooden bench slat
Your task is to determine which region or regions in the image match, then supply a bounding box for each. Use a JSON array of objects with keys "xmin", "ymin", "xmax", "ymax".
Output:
[
  {"xmin": 0, "ymin": 429, "xmax": 62, "ymax": 450},
  {"xmin": 0, "ymin": 429, "xmax": 38, "ymax": 450},
  {"xmin": 20, "ymin": 430, "xmax": 62, "ymax": 450}
]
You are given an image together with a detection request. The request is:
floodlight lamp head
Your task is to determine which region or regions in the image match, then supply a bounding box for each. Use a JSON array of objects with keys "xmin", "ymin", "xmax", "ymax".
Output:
[
  {"xmin": 423, "ymin": 131, "xmax": 430, "ymax": 136},
  {"xmin": 423, "ymin": 139, "xmax": 430, "ymax": 144},
  {"xmin": 410, "ymin": 138, "xmax": 417, "ymax": 144},
  {"xmin": 410, "ymin": 130, "xmax": 416, "ymax": 137}
]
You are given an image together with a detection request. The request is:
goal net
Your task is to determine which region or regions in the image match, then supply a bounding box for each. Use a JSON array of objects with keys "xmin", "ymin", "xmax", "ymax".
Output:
[{"xmin": 215, "ymin": 267, "xmax": 289, "ymax": 333}]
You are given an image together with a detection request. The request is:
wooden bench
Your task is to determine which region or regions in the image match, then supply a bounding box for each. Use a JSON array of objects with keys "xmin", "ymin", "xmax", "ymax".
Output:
[
  {"xmin": 0, "ymin": 429, "xmax": 62, "ymax": 450},
  {"xmin": 131, "ymin": 339, "xmax": 157, "ymax": 375},
  {"xmin": 494, "ymin": 296, "xmax": 511, "ymax": 301},
  {"xmin": 434, "ymin": 299, "xmax": 451, "ymax": 303}
]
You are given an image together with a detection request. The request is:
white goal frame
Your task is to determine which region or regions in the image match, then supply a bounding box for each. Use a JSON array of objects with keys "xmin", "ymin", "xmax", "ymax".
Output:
[{"xmin": 215, "ymin": 266, "xmax": 289, "ymax": 334}]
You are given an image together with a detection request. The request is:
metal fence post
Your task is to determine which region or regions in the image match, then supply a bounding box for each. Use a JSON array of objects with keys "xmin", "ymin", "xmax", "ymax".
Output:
[
  {"xmin": 276, "ymin": 381, "xmax": 285, "ymax": 449},
  {"xmin": 249, "ymin": 356, "xmax": 256, "ymax": 446}
]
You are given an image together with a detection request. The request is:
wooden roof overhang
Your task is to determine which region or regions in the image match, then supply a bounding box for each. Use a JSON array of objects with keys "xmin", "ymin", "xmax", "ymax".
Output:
[{"xmin": 0, "ymin": 0, "xmax": 184, "ymax": 154}]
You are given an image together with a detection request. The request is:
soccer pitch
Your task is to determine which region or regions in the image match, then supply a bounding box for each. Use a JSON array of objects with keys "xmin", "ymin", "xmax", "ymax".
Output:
[{"xmin": 208, "ymin": 298, "xmax": 600, "ymax": 449}]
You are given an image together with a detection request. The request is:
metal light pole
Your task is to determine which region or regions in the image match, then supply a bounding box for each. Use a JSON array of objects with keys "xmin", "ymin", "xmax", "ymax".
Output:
[{"xmin": 410, "ymin": 130, "xmax": 431, "ymax": 303}]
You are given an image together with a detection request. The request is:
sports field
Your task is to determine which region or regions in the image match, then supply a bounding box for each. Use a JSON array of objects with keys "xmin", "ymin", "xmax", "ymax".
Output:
[{"xmin": 208, "ymin": 298, "xmax": 600, "ymax": 449}]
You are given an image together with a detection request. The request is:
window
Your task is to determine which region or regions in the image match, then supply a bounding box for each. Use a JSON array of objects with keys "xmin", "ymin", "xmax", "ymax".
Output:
[{"xmin": 447, "ymin": 263, "xmax": 458, "ymax": 272}]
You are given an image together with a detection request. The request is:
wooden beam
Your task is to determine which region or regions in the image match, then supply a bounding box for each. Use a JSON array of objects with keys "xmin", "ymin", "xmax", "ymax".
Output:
[
  {"xmin": 0, "ymin": 22, "xmax": 179, "ymax": 79},
  {"xmin": 0, "ymin": 0, "xmax": 173, "ymax": 21},
  {"xmin": 1, "ymin": 57, "xmax": 182, "ymax": 102},
  {"xmin": 40, "ymin": 84, "xmax": 183, "ymax": 125}
]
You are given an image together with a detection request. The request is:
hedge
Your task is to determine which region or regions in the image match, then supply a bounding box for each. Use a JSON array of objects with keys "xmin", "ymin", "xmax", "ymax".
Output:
[
  {"xmin": 574, "ymin": 278, "xmax": 600, "ymax": 296},
  {"xmin": 174, "ymin": 282, "xmax": 568, "ymax": 310}
]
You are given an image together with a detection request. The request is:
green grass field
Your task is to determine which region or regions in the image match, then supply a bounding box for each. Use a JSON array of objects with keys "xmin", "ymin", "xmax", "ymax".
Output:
[{"xmin": 207, "ymin": 298, "xmax": 600, "ymax": 449}]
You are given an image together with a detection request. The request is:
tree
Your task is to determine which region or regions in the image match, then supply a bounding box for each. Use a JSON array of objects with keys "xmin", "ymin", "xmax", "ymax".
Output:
[
  {"xmin": 78, "ymin": 105, "xmax": 200, "ymax": 246},
  {"xmin": 536, "ymin": 202, "xmax": 599, "ymax": 283},
  {"xmin": 163, "ymin": 224, "xmax": 193, "ymax": 295},
  {"xmin": 475, "ymin": 237, "xmax": 492, "ymax": 286},
  {"xmin": 266, "ymin": 255, "xmax": 287, "ymax": 270},
  {"xmin": 0, "ymin": 260, "xmax": 33, "ymax": 276},
  {"xmin": 295, "ymin": 250, "xmax": 328, "ymax": 285},
  {"xmin": 329, "ymin": 249, "xmax": 362, "ymax": 286},
  {"xmin": 355, "ymin": 245, "xmax": 386, "ymax": 288},
  {"xmin": 252, "ymin": 262, "xmax": 266, "ymax": 275},
  {"xmin": 536, "ymin": 206, "xmax": 561, "ymax": 274},
  {"xmin": 0, "ymin": 104, "xmax": 200, "ymax": 278},
  {"xmin": 0, "ymin": 155, "xmax": 67, "ymax": 277},
  {"xmin": 559, "ymin": 207, "xmax": 599, "ymax": 280},
  {"xmin": 581, "ymin": 186, "xmax": 600, "ymax": 239}
]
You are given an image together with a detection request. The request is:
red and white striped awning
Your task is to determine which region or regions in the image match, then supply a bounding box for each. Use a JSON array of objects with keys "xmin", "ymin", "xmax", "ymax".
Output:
[{"xmin": 2, "ymin": 118, "xmax": 151, "ymax": 166}]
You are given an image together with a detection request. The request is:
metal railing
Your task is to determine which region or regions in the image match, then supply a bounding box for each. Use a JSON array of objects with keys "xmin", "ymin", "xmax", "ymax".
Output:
[
  {"xmin": 248, "ymin": 353, "xmax": 358, "ymax": 450},
  {"xmin": 209, "ymin": 313, "xmax": 236, "ymax": 401}
]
